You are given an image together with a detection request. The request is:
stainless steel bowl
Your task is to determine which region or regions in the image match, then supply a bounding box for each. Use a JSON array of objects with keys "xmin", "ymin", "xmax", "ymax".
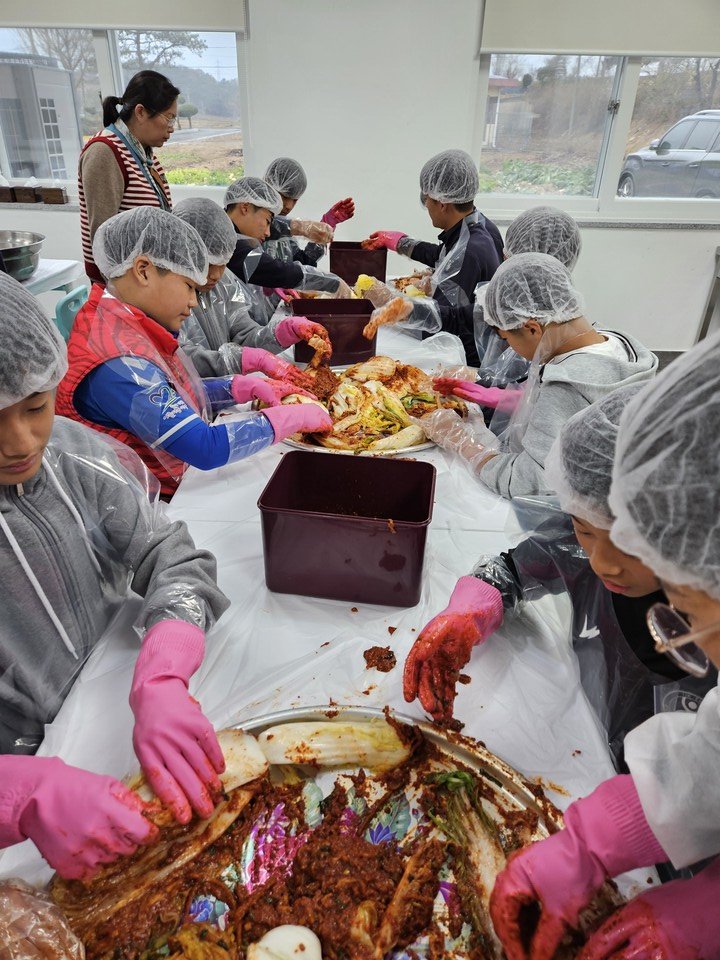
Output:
[{"xmin": 0, "ymin": 230, "xmax": 45, "ymax": 281}]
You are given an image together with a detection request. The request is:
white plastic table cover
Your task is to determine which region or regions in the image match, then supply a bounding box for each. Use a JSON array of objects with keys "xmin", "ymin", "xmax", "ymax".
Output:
[
  {"xmin": 0, "ymin": 327, "xmax": 654, "ymax": 895},
  {"xmin": 21, "ymin": 258, "xmax": 83, "ymax": 295}
]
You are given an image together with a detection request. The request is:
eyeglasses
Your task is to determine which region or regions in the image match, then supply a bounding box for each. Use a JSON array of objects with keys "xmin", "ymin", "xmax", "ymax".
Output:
[
  {"xmin": 645, "ymin": 603, "xmax": 711, "ymax": 677},
  {"xmin": 158, "ymin": 111, "xmax": 178, "ymax": 130}
]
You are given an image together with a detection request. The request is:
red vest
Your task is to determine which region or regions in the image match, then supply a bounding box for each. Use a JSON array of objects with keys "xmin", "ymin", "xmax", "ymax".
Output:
[
  {"xmin": 79, "ymin": 128, "xmax": 172, "ymax": 282},
  {"xmin": 56, "ymin": 285, "xmax": 202, "ymax": 497}
]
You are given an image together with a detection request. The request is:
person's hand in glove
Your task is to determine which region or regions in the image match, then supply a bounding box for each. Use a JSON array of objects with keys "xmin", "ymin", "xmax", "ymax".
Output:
[
  {"xmin": 272, "ymin": 288, "xmax": 301, "ymax": 302},
  {"xmin": 434, "ymin": 377, "xmax": 524, "ymax": 413},
  {"xmin": 241, "ymin": 345, "xmax": 314, "ymax": 389},
  {"xmin": 231, "ymin": 375, "xmax": 313, "ymax": 407},
  {"xmin": 489, "ymin": 775, "xmax": 668, "ymax": 960},
  {"xmin": 291, "ymin": 220, "xmax": 334, "ymax": 245},
  {"xmin": 577, "ymin": 857, "xmax": 720, "ymax": 960},
  {"xmin": 130, "ymin": 620, "xmax": 225, "ymax": 825},
  {"xmin": 274, "ymin": 317, "xmax": 331, "ymax": 351},
  {"xmin": 361, "ymin": 231, "xmax": 407, "ymax": 252},
  {"xmin": 262, "ymin": 401, "xmax": 333, "ymax": 443},
  {"xmin": 403, "ymin": 576, "xmax": 504, "ymax": 723},
  {"xmin": 421, "ymin": 409, "xmax": 498, "ymax": 475},
  {"xmin": 322, "ymin": 197, "xmax": 355, "ymax": 228},
  {"xmin": 330, "ymin": 278, "xmax": 354, "ymax": 299},
  {"xmin": 0, "ymin": 755, "xmax": 158, "ymax": 879}
]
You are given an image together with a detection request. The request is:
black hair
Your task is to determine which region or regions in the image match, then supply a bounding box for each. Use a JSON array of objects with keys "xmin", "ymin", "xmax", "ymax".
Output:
[
  {"xmin": 453, "ymin": 200, "xmax": 475, "ymax": 213},
  {"xmin": 102, "ymin": 70, "xmax": 180, "ymax": 129}
]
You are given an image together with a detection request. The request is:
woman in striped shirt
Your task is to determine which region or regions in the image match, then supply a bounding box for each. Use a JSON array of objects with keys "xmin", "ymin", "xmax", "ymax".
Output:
[{"xmin": 79, "ymin": 70, "xmax": 179, "ymax": 283}]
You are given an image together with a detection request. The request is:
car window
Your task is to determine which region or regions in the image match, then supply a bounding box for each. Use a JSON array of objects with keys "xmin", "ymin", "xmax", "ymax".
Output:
[
  {"xmin": 658, "ymin": 119, "xmax": 696, "ymax": 150},
  {"xmin": 684, "ymin": 119, "xmax": 720, "ymax": 151}
]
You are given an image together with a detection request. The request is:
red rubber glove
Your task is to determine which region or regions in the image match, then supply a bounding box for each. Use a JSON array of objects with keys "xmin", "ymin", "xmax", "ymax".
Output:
[
  {"xmin": 130, "ymin": 620, "xmax": 224, "ymax": 825},
  {"xmin": 403, "ymin": 576, "xmax": 504, "ymax": 723},
  {"xmin": 321, "ymin": 197, "xmax": 355, "ymax": 228},
  {"xmin": 361, "ymin": 231, "xmax": 407, "ymax": 252},
  {"xmin": 577, "ymin": 856, "xmax": 720, "ymax": 960},
  {"xmin": 0, "ymin": 756, "xmax": 158, "ymax": 880},
  {"xmin": 262, "ymin": 403, "xmax": 333, "ymax": 442},
  {"xmin": 490, "ymin": 775, "xmax": 668, "ymax": 960},
  {"xmin": 274, "ymin": 317, "xmax": 331, "ymax": 351},
  {"xmin": 433, "ymin": 378, "xmax": 524, "ymax": 413},
  {"xmin": 241, "ymin": 346, "xmax": 313, "ymax": 389}
]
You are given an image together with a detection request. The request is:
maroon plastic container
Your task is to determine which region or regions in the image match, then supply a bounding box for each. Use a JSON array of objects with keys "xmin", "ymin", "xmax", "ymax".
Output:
[
  {"xmin": 330, "ymin": 241, "xmax": 387, "ymax": 286},
  {"xmin": 258, "ymin": 451, "xmax": 436, "ymax": 607},
  {"xmin": 292, "ymin": 299, "xmax": 376, "ymax": 366}
]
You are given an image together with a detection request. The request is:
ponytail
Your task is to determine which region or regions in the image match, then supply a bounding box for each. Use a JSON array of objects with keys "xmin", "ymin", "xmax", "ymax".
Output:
[{"xmin": 102, "ymin": 70, "xmax": 180, "ymax": 129}]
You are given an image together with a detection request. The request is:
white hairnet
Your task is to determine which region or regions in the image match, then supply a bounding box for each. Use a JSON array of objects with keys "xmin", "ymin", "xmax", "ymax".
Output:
[
  {"xmin": 0, "ymin": 273, "xmax": 68, "ymax": 409},
  {"xmin": 484, "ymin": 252, "xmax": 585, "ymax": 330},
  {"xmin": 93, "ymin": 207, "xmax": 209, "ymax": 286},
  {"xmin": 264, "ymin": 157, "xmax": 307, "ymax": 200},
  {"xmin": 419, "ymin": 149, "xmax": 479, "ymax": 204},
  {"xmin": 174, "ymin": 197, "xmax": 237, "ymax": 265},
  {"xmin": 545, "ymin": 385, "xmax": 643, "ymax": 529},
  {"xmin": 224, "ymin": 176, "xmax": 283, "ymax": 215},
  {"xmin": 610, "ymin": 332, "xmax": 720, "ymax": 600},
  {"xmin": 505, "ymin": 206, "xmax": 582, "ymax": 270}
]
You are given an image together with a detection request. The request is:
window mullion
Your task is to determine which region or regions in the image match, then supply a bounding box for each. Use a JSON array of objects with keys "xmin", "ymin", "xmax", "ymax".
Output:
[{"xmin": 597, "ymin": 57, "xmax": 641, "ymax": 213}]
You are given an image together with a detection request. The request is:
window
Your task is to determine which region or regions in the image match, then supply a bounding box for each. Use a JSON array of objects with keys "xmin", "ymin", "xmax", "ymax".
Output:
[
  {"xmin": 40, "ymin": 97, "xmax": 67, "ymax": 178},
  {"xmin": 480, "ymin": 54, "xmax": 622, "ymax": 197},
  {"xmin": 0, "ymin": 97, "xmax": 28, "ymax": 177},
  {"xmin": 117, "ymin": 30, "xmax": 245, "ymax": 187},
  {"xmin": 618, "ymin": 57, "xmax": 720, "ymax": 199}
]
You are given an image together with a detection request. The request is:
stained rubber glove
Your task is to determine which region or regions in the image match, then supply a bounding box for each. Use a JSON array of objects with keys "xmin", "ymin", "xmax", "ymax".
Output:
[
  {"xmin": 490, "ymin": 774, "xmax": 669, "ymax": 960},
  {"xmin": 262, "ymin": 402, "xmax": 333, "ymax": 442},
  {"xmin": 361, "ymin": 231, "xmax": 407, "ymax": 252},
  {"xmin": 272, "ymin": 288, "xmax": 300, "ymax": 302},
  {"xmin": 274, "ymin": 317, "xmax": 331, "ymax": 350},
  {"xmin": 403, "ymin": 577, "xmax": 504, "ymax": 723},
  {"xmin": 434, "ymin": 377, "xmax": 524, "ymax": 413},
  {"xmin": 290, "ymin": 220, "xmax": 334, "ymax": 245},
  {"xmin": 130, "ymin": 620, "xmax": 225, "ymax": 825},
  {"xmin": 321, "ymin": 197, "xmax": 355, "ymax": 228},
  {"xmin": 231, "ymin": 375, "xmax": 312, "ymax": 407},
  {"xmin": 241, "ymin": 345, "xmax": 314, "ymax": 389},
  {"xmin": 0, "ymin": 756, "xmax": 158, "ymax": 880},
  {"xmin": 577, "ymin": 857, "xmax": 720, "ymax": 960}
]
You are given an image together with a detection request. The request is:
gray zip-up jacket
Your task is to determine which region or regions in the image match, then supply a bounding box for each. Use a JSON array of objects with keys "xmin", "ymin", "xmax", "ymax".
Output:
[
  {"xmin": 480, "ymin": 331, "xmax": 658, "ymax": 498},
  {"xmin": 179, "ymin": 270, "xmax": 290, "ymax": 377},
  {"xmin": 0, "ymin": 417, "xmax": 229, "ymax": 754}
]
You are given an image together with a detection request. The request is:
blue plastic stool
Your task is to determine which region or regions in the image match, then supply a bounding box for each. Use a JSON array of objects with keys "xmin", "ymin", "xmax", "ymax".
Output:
[{"xmin": 54, "ymin": 285, "xmax": 88, "ymax": 342}]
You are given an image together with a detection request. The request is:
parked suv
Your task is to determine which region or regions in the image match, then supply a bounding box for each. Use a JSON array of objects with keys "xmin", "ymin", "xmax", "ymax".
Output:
[{"xmin": 618, "ymin": 110, "xmax": 720, "ymax": 198}]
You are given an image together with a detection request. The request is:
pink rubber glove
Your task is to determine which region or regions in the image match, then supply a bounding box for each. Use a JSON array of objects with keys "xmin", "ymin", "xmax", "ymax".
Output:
[
  {"xmin": 240, "ymin": 346, "xmax": 313, "ymax": 389},
  {"xmin": 262, "ymin": 403, "xmax": 333, "ymax": 442},
  {"xmin": 272, "ymin": 288, "xmax": 301, "ymax": 303},
  {"xmin": 0, "ymin": 756, "xmax": 158, "ymax": 880},
  {"xmin": 403, "ymin": 577, "xmax": 504, "ymax": 723},
  {"xmin": 433, "ymin": 377, "xmax": 524, "ymax": 413},
  {"xmin": 490, "ymin": 775, "xmax": 668, "ymax": 960},
  {"xmin": 321, "ymin": 197, "xmax": 355, "ymax": 228},
  {"xmin": 273, "ymin": 317, "xmax": 331, "ymax": 350},
  {"xmin": 130, "ymin": 620, "xmax": 225, "ymax": 825},
  {"xmin": 231, "ymin": 375, "xmax": 312, "ymax": 407},
  {"xmin": 578, "ymin": 856, "xmax": 720, "ymax": 960},
  {"xmin": 361, "ymin": 231, "xmax": 407, "ymax": 252}
]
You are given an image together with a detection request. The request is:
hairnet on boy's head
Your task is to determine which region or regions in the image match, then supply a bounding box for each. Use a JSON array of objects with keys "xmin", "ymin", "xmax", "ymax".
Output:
[
  {"xmin": 483, "ymin": 252, "xmax": 585, "ymax": 330},
  {"xmin": 223, "ymin": 177, "xmax": 283, "ymax": 215},
  {"xmin": 93, "ymin": 207, "xmax": 209, "ymax": 286},
  {"xmin": 0, "ymin": 273, "xmax": 68, "ymax": 409},
  {"xmin": 545, "ymin": 385, "xmax": 644, "ymax": 529},
  {"xmin": 174, "ymin": 197, "xmax": 237, "ymax": 265},
  {"xmin": 505, "ymin": 206, "xmax": 582, "ymax": 270},
  {"xmin": 419, "ymin": 149, "xmax": 479, "ymax": 205},
  {"xmin": 264, "ymin": 157, "xmax": 308, "ymax": 200},
  {"xmin": 609, "ymin": 332, "xmax": 720, "ymax": 601}
]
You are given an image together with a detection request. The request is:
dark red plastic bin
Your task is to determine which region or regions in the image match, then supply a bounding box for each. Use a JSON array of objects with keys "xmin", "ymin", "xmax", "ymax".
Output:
[
  {"xmin": 292, "ymin": 299, "xmax": 376, "ymax": 366},
  {"xmin": 330, "ymin": 241, "xmax": 387, "ymax": 286},
  {"xmin": 258, "ymin": 451, "xmax": 436, "ymax": 607}
]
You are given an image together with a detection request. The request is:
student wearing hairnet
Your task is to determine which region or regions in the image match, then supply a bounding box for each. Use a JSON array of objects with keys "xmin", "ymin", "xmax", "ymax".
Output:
[
  {"xmin": 404, "ymin": 387, "xmax": 714, "ymax": 764},
  {"xmin": 421, "ymin": 253, "xmax": 657, "ymax": 499},
  {"xmin": 174, "ymin": 198, "xmax": 331, "ymax": 379},
  {"xmin": 56, "ymin": 207, "xmax": 331, "ymax": 498},
  {"xmin": 263, "ymin": 156, "xmax": 355, "ymax": 266},
  {"xmin": 0, "ymin": 274, "xmax": 231, "ymax": 879},
  {"xmin": 490, "ymin": 335, "xmax": 720, "ymax": 960},
  {"xmin": 360, "ymin": 149, "xmax": 502, "ymax": 365},
  {"xmin": 223, "ymin": 176, "xmax": 352, "ymax": 301}
]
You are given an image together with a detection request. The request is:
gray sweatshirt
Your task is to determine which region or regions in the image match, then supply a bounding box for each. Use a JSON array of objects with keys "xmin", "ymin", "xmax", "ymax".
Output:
[
  {"xmin": 480, "ymin": 330, "xmax": 658, "ymax": 498},
  {"xmin": 180, "ymin": 271, "xmax": 289, "ymax": 377},
  {"xmin": 0, "ymin": 417, "xmax": 229, "ymax": 754}
]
